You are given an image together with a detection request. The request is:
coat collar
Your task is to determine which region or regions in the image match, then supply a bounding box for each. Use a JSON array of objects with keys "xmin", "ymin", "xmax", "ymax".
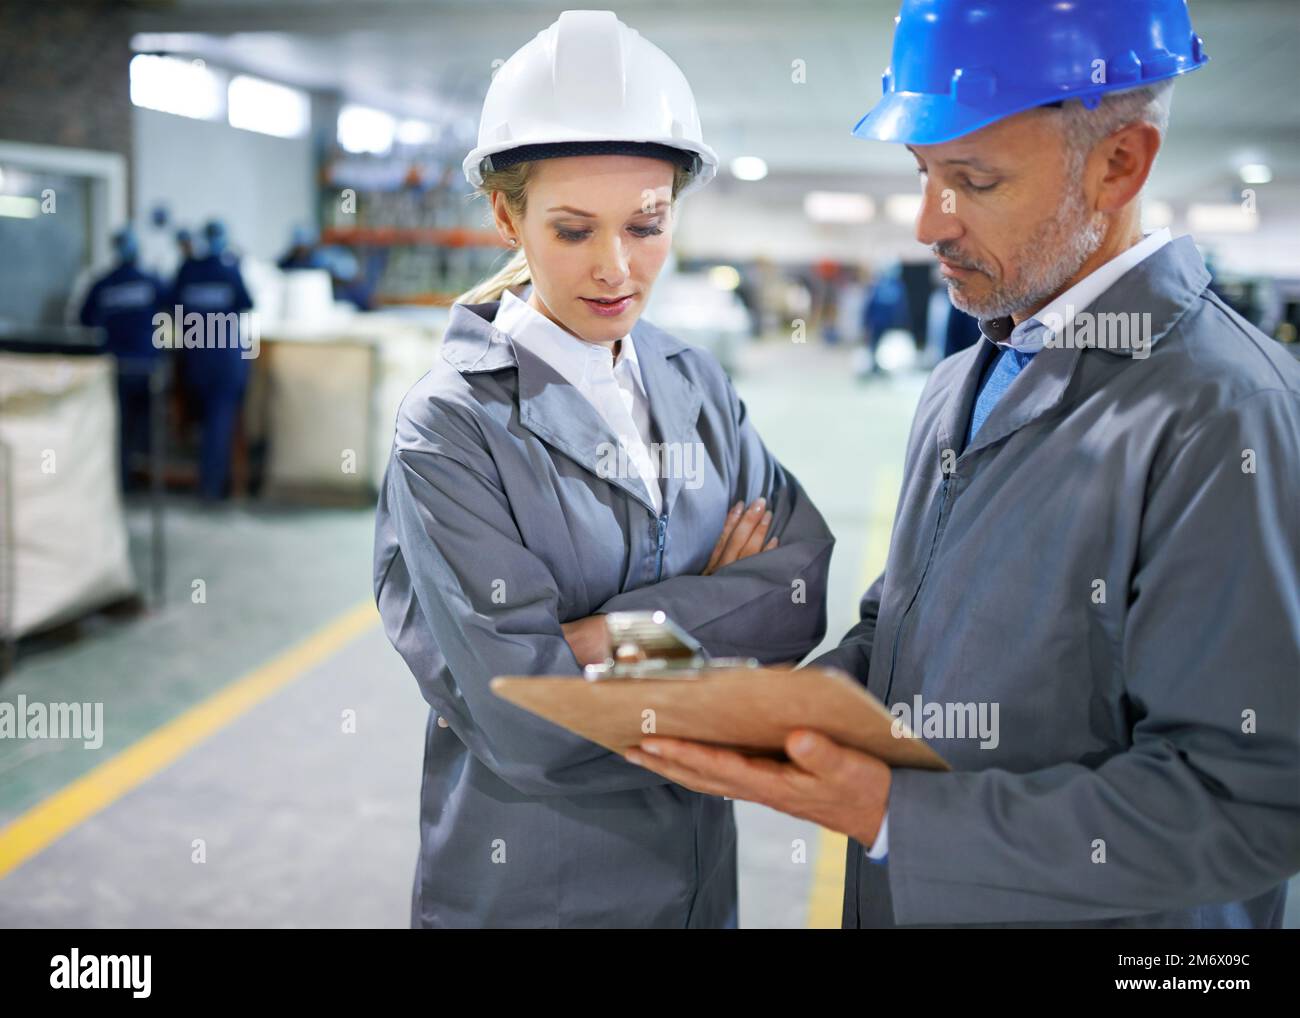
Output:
[
  {"xmin": 440, "ymin": 299, "xmax": 700, "ymax": 516},
  {"xmin": 938, "ymin": 234, "xmax": 1211, "ymax": 462}
]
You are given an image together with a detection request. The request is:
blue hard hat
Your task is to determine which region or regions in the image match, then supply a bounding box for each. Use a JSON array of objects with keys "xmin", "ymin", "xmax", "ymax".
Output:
[
  {"xmin": 318, "ymin": 245, "xmax": 359, "ymax": 281},
  {"xmin": 112, "ymin": 226, "xmax": 139, "ymax": 263},
  {"xmin": 852, "ymin": 0, "xmax": 1209, "ymax": 146}
]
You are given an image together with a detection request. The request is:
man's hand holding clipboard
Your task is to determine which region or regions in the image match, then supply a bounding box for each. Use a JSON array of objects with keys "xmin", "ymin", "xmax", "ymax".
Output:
[{"xmin": 490, "ymin": 611, "xmax": 946, "ymax": 847}]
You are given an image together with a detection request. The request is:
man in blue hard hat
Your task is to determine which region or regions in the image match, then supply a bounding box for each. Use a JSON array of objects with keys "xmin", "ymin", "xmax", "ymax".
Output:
[
  {"xmin": 625, "ymin": 0, "xmax": 1300, "ymax": 928},
  {"xmin": 169, "ymin": 219, "xmax": 256, "ymax": 501},
  {"xmin": 276, "ymin": 224, "xmax": 327, "ymax": 272},
  {"xmin": 79, "ymin": 226, "xmax": 168, "ymax": 489}
]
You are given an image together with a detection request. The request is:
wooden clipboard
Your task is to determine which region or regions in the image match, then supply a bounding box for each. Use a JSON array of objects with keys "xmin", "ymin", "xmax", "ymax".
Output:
[{"xmin": 490, "ymin": 665, "xmax": 949, "ymax": 770}]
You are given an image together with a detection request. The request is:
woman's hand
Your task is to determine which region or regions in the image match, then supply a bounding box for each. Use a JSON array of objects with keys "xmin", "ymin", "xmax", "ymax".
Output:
[
  {"xmin": 562, "ymin": 614, "xmax": 613, "ymax": 667},
  {"xmin": 562, "ymin": 497, "xmax": 775, "ymax": 662},
  {"xmin": 702, "ymin": 498, "xmax": 777, "ymax": 576}
]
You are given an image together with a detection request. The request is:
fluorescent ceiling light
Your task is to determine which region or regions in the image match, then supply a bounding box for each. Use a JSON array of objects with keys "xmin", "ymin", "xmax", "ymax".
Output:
[
  {"xmin": 228, "ymin": 74, "xmax": 309, "ymax": 138},
  {"xmin": 804, "ymin": 191, "xmax": 875, "ymax": 224},
  {"xmin": 129, "ymin": 54, "xmax": 223, "ymax": 121},
  {"xmin": 397, "ymin": 119, "xmax": 436, "ymax": 146},
  {"xmin": 1187, "ymin": 202, "xmax": 1258, "ymax": 234},
  {"xmin": 884, "ymin": 193, "xmax": 922, "ymax": 224},
  {"xmin": 338, "ymin": 104, "xmax": 396, "ymax": 155},
  {"xmin": 1143, "ymin": 199, "xmax": 1173, "ymax": 228},
  {"xmin": 0, "ymin": 195, "xmax": 39, "ymax": 218},
  {"xmin": 1239, "ymin": 163, "xmax": 1272, "ymax": 184},
  {"xmin": 730, "ymin": 156, "xmax": 767, "ymax": 181}
]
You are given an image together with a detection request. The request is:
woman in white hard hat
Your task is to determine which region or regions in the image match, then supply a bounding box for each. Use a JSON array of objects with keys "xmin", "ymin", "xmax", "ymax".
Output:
[{"xmin": 374, "ymin": 10, "xmax": 834, "ymax": 928}]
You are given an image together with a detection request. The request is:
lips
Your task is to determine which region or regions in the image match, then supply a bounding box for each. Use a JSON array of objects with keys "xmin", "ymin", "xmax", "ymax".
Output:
[
  {"xmin": 939, "ymin": 258, "xmax": 979, "ymax": 278},
  {"xmin": 935, "ymin": 248, "xmax": 984, "ymax": 277},
  {"xmin": 580, "ymin": 294, "xmax": 635, "ymax": 316}
]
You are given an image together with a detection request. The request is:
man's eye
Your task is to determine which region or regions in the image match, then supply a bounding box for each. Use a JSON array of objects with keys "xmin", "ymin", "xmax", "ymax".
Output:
[
  {"xmin": 964, "ymin": 177, "xmax": 998, "ymax": 192},
  {"xmin": 555, "ymin": 228, "xmax": 590, "ymax": 242}
]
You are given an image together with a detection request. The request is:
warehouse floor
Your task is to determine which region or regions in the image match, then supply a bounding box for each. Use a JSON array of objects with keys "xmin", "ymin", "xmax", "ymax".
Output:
[{"xmin": 1, "ymin": 338, "xmax": 1294, "ymax": 928}]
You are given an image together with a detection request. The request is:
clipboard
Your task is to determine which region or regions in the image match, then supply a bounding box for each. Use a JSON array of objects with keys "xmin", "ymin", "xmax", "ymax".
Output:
[{"xmin": 490, "ymin": 611, "xmax": 948, "ymax": 770}]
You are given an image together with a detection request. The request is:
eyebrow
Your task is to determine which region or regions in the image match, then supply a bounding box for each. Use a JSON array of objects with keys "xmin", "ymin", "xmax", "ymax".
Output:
[
  {"xmin": 906, "ymin": 146, "xmax": 999, "ymax": 172},
  {"xmin": 545, "ymin": 200, "xmax": 669, "ymax": 218}
]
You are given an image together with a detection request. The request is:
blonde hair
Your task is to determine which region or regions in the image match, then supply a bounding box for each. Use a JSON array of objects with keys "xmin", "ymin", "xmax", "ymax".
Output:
[{"xmin": 457, "ymin": 159, "xmax": 694, "ymax": 306}]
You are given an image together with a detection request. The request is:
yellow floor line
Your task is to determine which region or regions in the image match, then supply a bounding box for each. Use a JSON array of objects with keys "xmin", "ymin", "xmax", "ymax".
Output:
[
  {"xmin": 860, "ymin": 465, "xmax": 901, "ymax": 593},
  {"xmin": 806, "ymin": 828, "xmax": 849, "ymax": 927},
  {"xmin": 0, "ymin": 599, "xmax": 380, "ymax": 880},
  {"xmin": 806, "ymin": 464, "xmax": 900, "ymax": 928}
]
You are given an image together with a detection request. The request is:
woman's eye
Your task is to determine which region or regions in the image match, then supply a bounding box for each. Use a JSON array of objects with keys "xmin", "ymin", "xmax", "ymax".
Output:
[
  {"xmin": 629, "ymin": 223, "xmax": 664, "ymax": 238},
  {"xmin": 555, "ymin": 228, "xmax": 590, "ymax": 242}
]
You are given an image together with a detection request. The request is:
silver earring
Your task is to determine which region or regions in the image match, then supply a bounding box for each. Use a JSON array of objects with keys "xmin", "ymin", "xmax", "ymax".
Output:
[{"xmin": 507, "ymin": 238, "xmax": 518, "ymax": 246}]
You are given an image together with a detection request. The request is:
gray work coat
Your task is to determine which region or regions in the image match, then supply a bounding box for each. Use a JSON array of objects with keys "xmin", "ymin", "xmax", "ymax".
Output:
[
  {"xmin": 374, "ymin": 300, "xmax": 834, "ymax": 928},
  {"xmin": 814, "ymin": 236, "xmax": 1300, "ymax": 927}
]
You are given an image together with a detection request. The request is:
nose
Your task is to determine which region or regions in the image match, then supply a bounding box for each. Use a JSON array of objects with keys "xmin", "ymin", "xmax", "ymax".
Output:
[
  {"xmin": 592, "ymin": 233, "xmax": 630, "ymax": 290},
  {"xmin": 914, "ymin": 179, "xmax": 963, "ymax": 248}
]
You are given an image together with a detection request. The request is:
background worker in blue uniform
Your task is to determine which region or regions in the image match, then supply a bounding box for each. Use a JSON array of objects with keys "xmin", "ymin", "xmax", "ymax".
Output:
[
  {"xmin": 174, "ymin": 227, "xmax": 198, "ymax": 271},
  {"xmin": 170, "ymin": 219, "xmax": 255, "ymax": 500},
  {"xmin": 318, "ymin": 244, "xmax": 374, "ymax": 310},
  {"xmin": 276, "ymin": 224, "xmax": 327, "ymax": 271},
  {"xmin": 78, "ymin": 226, "xmax": 166, "ymax": 490},
  {"xmin": 859, "ymin": 264, "xmax": 908, "ymax": 377},
  {"xmin": 626, "ymin": 0, "xmax": 1300, "ymax": 929}
]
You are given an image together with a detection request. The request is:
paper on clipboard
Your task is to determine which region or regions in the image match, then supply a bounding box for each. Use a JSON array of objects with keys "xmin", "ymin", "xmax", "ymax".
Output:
[{"xmin": 489, "ymin": 612, "xmax": 947, "ymax": 770}]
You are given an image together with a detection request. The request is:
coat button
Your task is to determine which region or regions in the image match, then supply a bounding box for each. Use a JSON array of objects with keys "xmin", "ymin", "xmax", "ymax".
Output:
[{"xmin": 437, "ymin": 715, "xmax": 449, "ymax": 728}]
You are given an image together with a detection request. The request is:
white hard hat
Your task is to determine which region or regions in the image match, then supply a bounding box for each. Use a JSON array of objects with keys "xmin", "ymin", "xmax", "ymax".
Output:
[{"xmin": 463, "ymin": 10, "xmax": 718, "ymax": 198}]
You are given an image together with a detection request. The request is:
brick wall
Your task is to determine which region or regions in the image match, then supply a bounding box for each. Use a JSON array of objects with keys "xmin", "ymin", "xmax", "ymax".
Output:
[{"xmin": 0, "ymin": 0, "xmax": 134, "ymax": 193}]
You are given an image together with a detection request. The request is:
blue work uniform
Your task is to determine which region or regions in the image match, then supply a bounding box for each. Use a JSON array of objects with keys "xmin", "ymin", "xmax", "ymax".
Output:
[
  {"xmin": 79, "ymin": 262, "xmax": 167, "ymax": 486},
  {"xmin": 170, "ymin": 253, "xmax": 254, "ymax": 499}
]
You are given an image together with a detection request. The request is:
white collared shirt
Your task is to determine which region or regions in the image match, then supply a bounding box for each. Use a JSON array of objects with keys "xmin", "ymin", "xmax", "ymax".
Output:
[
  {"xmin": 991, "ymin": 227, "xmax": 1173, "ymax": 352},
  {"xmin": 494, "ymin": 289, "xmax": 662, "ymax": 513}
]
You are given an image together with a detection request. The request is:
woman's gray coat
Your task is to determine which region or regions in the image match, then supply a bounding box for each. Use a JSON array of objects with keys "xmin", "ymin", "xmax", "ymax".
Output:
[{"xmin": 374, "ymin": 300, "xmax": 834, "ymax": 927}]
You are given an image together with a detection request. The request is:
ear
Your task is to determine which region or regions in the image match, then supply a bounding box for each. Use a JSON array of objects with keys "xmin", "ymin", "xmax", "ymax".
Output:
[
  {"xmin": 1092, "ymin": 121, "xmax": 1161, "ymax": 213},
  {"xmin": 489, "ymin": 191, "xmax": 518, "ymax": 245}
]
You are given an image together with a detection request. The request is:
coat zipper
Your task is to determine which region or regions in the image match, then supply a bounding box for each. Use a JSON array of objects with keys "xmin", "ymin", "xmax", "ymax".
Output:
[
  {"xmin": 654, "ymin": 513, "xmax": 669, "ymax": 581},
  {"xmin": 883, "ymin": 475, "xmax": 951, "ymax": 705}
]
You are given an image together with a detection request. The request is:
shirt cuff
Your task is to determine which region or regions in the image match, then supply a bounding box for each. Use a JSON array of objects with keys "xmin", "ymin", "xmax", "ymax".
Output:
[{"xmin": 864, "ymin": 809, "xmax": 889, "ymax": 863}]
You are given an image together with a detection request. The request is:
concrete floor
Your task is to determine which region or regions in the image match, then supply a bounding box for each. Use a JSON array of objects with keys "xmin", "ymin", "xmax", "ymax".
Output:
[{"xmin": 0, "ymin": 338, "xmax": 1294, "ymax": 927}]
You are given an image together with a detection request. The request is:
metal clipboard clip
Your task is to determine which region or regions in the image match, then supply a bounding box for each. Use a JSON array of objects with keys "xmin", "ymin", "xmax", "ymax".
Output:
[{"xmin": 582, "ymin": 611, "xmax": 759, "ymax": 681}]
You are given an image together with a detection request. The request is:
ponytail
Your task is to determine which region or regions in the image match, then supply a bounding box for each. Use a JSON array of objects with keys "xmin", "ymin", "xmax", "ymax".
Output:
[
  {"xmin": 457, "ymin": 247, "xmax": 531, "ymax": 305},
  {"xmin": 457, "ymin": 161, "xmax": 533, "ymax": 306}
]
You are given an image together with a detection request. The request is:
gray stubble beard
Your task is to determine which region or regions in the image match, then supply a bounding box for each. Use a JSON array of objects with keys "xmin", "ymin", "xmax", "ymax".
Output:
[{"xmin": 943, "ymin": 187, "xmax": 1107, "ymax": 322}]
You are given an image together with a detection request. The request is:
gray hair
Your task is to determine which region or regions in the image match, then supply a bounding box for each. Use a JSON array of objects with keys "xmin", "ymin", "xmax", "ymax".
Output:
[{"xmin": 1054, "ymin": 80, "xmax": 1175, "ymax": 175}]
